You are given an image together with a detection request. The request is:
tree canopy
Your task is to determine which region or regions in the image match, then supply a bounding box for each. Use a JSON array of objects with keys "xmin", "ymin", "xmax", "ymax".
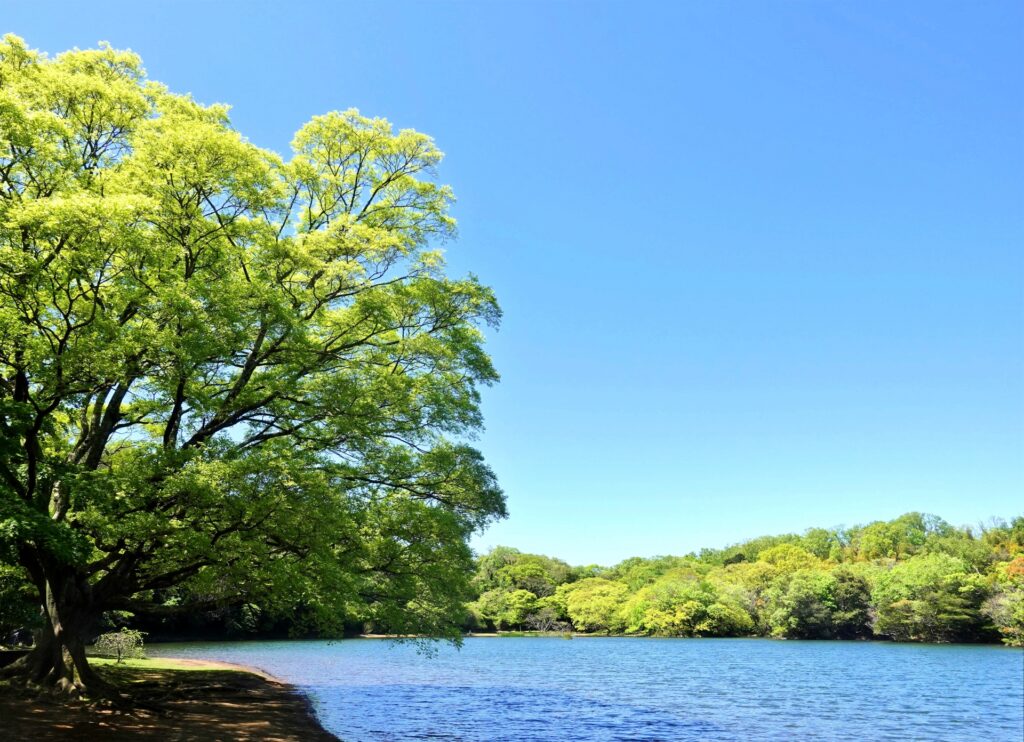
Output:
[{"xmin": 0, "ymin": 35, "xmax": 503, "ymax": 695}]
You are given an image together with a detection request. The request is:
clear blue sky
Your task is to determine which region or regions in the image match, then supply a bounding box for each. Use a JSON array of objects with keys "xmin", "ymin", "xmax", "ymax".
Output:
[{"xmin": 6, "ymin": 1, "xmax": 1022, "ymax": 565}]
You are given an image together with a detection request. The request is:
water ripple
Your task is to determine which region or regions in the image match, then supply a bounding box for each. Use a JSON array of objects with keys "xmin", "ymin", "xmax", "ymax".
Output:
[{"xmin": 152, "ymin": 637, "xmax": 1024, "ymax": 742}]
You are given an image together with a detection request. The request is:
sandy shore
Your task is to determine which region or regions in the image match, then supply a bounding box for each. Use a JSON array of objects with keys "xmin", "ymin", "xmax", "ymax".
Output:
[
  {"xmin": 149, "ymin": 656, "xmax": 282, "ymax": 681},
  {"xmin": 0, "ymin": 657, "xmax": 338, "ymax": 740}
]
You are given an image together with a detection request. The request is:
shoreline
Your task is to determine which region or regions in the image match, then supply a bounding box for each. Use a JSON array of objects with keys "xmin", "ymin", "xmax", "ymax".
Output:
[
  {"xmin": 152, "ymin": 655, "xmax": 282, "ymax": 681},
  {"xmin": 148, "ymin": 656, "xmax": 335, "ymax": 739},
  {"xmin": 139, "ymin": 632, "xmax": 1018, "ymax": 646},
  {"xmin": 160, "ymin": 656, "xmax": 337, "ymax": 740},
  {"xmin": 0, "ymin": 656, "xmax": 338, "ymax": 741}
]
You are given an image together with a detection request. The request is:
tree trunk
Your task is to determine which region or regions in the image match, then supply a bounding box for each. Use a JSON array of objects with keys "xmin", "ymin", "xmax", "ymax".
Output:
[
  {"xmin": 46, "ymin": 568, "xmax": 121, "ymax": 697},
  {"xmin": 3, "ymin": 565, "xmax": 121, "ymax": 699}
]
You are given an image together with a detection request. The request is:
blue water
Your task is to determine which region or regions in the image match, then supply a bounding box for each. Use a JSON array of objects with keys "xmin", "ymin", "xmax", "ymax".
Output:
[{"xmin": 150, "ymin": 637, "xmax": 1023, "ymax": 741}]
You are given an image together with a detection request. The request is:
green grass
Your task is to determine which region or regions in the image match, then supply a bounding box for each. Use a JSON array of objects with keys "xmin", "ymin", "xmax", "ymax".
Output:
[{"xmin": 88, "ymin": 656, "xmax": 240, "ymax": 672}]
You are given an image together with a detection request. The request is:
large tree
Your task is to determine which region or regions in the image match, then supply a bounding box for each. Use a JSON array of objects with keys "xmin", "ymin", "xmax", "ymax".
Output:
[{"xmin": 0, "ymin": 36, "xmax": 504, "ymax": 695}]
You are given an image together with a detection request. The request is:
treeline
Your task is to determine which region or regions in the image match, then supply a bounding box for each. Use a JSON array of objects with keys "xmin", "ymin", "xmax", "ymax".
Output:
[
  {"xmin": 466, "ymin": 513, "xmax": 1024, "ymax": 646},
  {"xmin": 3, "ymin": 512, "xmax": 1021, "ymax": 647}
]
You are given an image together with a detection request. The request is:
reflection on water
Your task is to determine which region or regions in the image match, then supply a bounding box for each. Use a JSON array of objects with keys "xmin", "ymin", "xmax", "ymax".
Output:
[{"xmin": 151, "ymin": 637, "xmax": 1023, "ymax": 742}]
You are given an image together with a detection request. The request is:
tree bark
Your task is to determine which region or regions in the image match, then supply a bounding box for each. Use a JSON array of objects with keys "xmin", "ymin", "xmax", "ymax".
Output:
[
  {"xmin": 46, "ymin": 567, "xmax": 118, "ymax": 696},
  {"xmin": 2, "ymin": 565, "xmax": 121, "ymax": 699}
]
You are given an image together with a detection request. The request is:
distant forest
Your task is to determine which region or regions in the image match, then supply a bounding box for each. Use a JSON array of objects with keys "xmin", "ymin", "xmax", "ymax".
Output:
[
  {"xmin": 3, "ymin": 512, "xmax": 1021, "ymax": 647},
  {"xmin": 465, "ymin": 512, "xmax": 1024, "ymax": 646}
]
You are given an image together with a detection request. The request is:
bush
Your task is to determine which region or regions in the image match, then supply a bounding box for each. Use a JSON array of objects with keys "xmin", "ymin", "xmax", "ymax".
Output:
[{"xmin": 91, "ymin": 629, "xmax": 146, "ymax": 663}]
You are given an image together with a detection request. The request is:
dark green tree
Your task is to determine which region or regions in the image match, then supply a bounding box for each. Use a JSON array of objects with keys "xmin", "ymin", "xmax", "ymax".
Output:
[
  {"xmin": 831, "ymin": 568, "xmax": 872, "ymax": 639},
  {"xmin": 766, "ymin": 569, "xmax": 835, "ymax": 639}
]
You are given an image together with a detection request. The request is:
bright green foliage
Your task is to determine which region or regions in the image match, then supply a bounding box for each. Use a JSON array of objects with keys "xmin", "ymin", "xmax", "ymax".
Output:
[
  {"xmin": 91, "ymin": 628, "xmax": 146, "ymax": 663},
  {"xmin": 470, "ymin": 589, "xmax": 508, "ymax": 627},
  {"xmin": 499, "ymin": 562, "xmax": 557, "ymax": 597},
  {"xmin": 698, "ymin": 534, "xmax": 802, "ymax": 566},
  {"xmin": 981, "ymin": 556, "xmax": 1024, "ymax": 646},
  {"xmin": 558, "ymin": 578, "xmax": 628, "ymax": 633},
  {"xmin": 467, "ymin": 511, "xmax": 1019, "ymax": 644},
  {"xmin": 472, "ymin": 547, "xmax": 522, "ymax": 589},
  {"xmin": 800, "ymin": 528, "xmax": 846, "ymax": 561},
  {"xmin": 924, "ymin": 535, "xmax": 994, "ymax": 571},
  {"xmin": 979, "ymin": 517, "xmax": 1024, "ymax": 559},
  {"xmin": 851, "ymin": 513, "xmax": 951, "ymax": 561},
  {"xmin": 524, "ymin": 597, "xmax": 571, "ymax": 632},
  {"xmin": 757, "ymin": 544, "xmax": 821, "ymax": 574},
  {"xmin": 622, "ymin": 571, "xmax": 754, "ymax": 637},
  {"xmin": 765, "ymin": 569, "xmax": 836, "ymax": 639},
  {"xmin": 872, "ymin": 554, "xmax": 988, "ymax": 642},
  {"xmin": 604, "ymin": 555, "xmax": 697, "ymax": 591},
  {"xmin": 467, "ymin": 547, "xmax": 575, "ymax": 629},
  {"xmin": 503, "ymin": 590, "xmax": 539, "ymax": 628},
  {"xmin": 470, "ymin": 587, "xmax": 539, "ymax": 630},
  {"xmin": 488, "ymin": 554, "xmax": 572, "ymax": 597},
  {"xmin": 0, "ymin": 35, "xmax": 504, "ymax": 680},
  {"xmin": 982, "ymin": 590, "xmax": 1024, "ymax": 647}
]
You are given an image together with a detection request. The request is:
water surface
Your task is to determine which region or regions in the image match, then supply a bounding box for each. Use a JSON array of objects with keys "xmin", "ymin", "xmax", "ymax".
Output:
[{"xmin": 151, "ymin": 637, "xmax": 1023, "ymax": 741}]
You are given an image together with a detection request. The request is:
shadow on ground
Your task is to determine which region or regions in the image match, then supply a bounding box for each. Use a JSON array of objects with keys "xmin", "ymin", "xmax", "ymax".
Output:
[{"xmin": 0, "ymin": 665, "xmax": 338, "ymax": 741}]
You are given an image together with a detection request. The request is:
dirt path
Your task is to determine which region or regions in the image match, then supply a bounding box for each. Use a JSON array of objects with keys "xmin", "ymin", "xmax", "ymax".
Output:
[{"xmin": 0, "ymin": 659, "xmax": 338, "ymax": 741}]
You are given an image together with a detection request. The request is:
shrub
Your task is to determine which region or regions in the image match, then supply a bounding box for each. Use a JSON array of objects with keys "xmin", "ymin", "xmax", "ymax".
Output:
[{"xmin": 91, "ymin": 629, "xmax": 146, "ymax": 663}]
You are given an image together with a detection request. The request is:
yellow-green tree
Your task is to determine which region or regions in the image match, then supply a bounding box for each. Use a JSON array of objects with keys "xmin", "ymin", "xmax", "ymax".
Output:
[
  {"xmin": 981, "ymin": 556, "xmax": 1024, "ymax": 646},
  {"xmin": 0, "ymin": 36, "xmax": 503, "ymax": 695},
  {"xmin": 621, "ymin": 571, "xmax": 753, "ymax": 636},
  {"xmin": 557, "ymin": 578, "xmax": 628, "ymax": 633},
  {"xmin": 872, "ymin": 554, "xmax": 988, "ymax": 642}
]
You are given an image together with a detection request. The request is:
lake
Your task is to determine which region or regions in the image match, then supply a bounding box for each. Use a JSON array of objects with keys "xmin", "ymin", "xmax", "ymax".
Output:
[{"xmin": 150, "ymin": 637, "xmax": 1023, "ymax": 741}]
